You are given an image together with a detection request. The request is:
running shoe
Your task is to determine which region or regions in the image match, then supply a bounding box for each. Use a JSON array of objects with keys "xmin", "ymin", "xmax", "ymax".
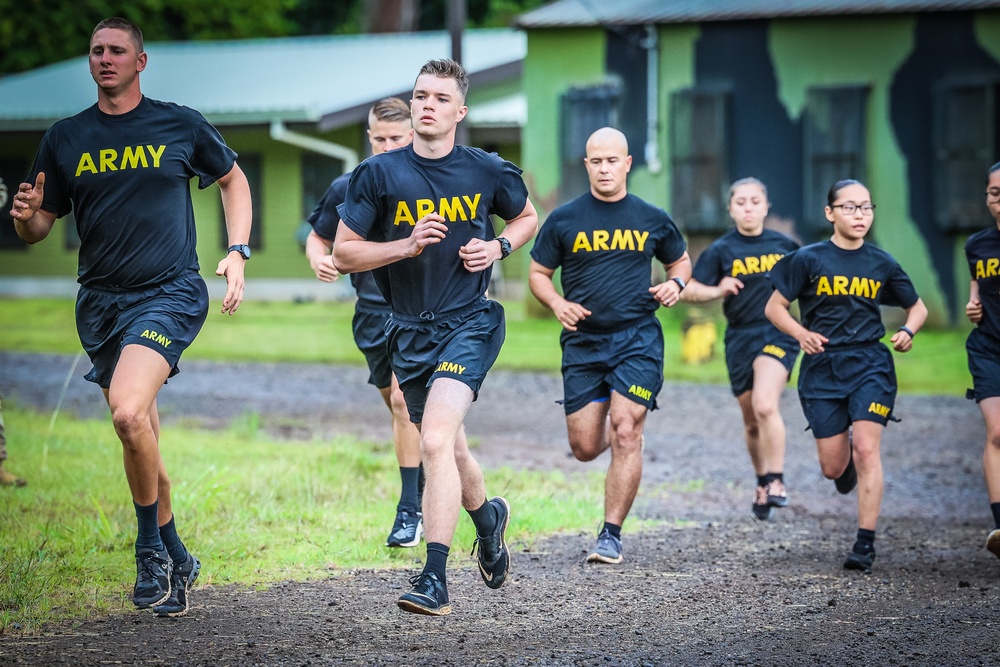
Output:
[
  {"xmin": 843, "ymin": 545, "xmax": 876, "ymax": 574},
  {"xmin": 834, "ymin": 457, "xmax": 857, "ymax": 495},
  {"xmin": 766, "ymin": 478, "xmax": 789, "ymax": 508},
  {"xmin": 752, "ymin": 485, "xmax": 773, "ymax": 521},
  {"xmin": 133, "ymin": 548, "xmax": 172, "ymax": 609},
  {"xmin": 386, "ymin": 508, "xmax": 423, "ymax": 548},
  {"xmin": 471, "ymin": 497, "xmax": 511, "ymax": 589},
  {"xmin": 987, "ymin": 529, "xmax": 1000, "ymax": 559},
  {"xmin": 154, "ymin": 553, "xmax": 201, "ymax": 617},
  {"xmin": 586, "ymin": 528, "xmax": 624, "ymax": 564},
  {"xmin": 397, "ymin": 571, "xmax": 451, "ymax": 616}
]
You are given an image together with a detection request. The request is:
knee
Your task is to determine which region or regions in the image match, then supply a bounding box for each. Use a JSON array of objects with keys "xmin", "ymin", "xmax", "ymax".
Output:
[
  {"xmin": 111, "ymin": 405, "xmax": 146, "ymax": 443},
  {"xmin": 986, "ymin": 424, "xmax": 1000, "ymax": 451},
  {"xmin": 819, "ymin": 459, "xmax": 843, "ymax": 480},
  {"xmin": 610, "ymin": 422, "xmax": 643, "ymax": 455},
  {"xmin": 752, "ymin": 399, "xmax": 778, "ymax": 422},
  {"xmin": 420, "ymin": 432, "xmax": 453, "ymax": 462},
  {"xmin": 568, "ymin": 438, "xmax": 601, "ymax": 462},
  {"xmin": 389, "ymin": 388, "xmax": 410, "ymax": 421},
  {"xmin": 851, "ymin": 438, "xmax": 880, "ymax": 469}
]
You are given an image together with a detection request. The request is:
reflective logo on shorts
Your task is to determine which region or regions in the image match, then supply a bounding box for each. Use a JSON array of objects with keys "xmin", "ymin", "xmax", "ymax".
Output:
[
  {"xmin": 867, "ymin": 402, "xmax": 890, "ymax": 418},
  {"xmin": 435, "ymin": 361, "xmax": 466, "ymax": 374},
  {"xmin": 141, "ymin": 329, "xmax": 173, "ymax": 348},
  {"xmin": 762, "ymin": 344, "xmax": 786, "ymax": 359},
  {"xmin": 628, "ymin": 384, "xmax": 652, "ymax": 401}
]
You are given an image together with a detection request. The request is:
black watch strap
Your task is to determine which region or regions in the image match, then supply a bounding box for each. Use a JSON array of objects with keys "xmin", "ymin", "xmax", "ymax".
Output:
[
  {"xmin": 497, "ymin": 237, "xmax": 512, "ymax": 260},
  {"xmin": 671, "ymin": 276, "xmax": 686, "ymax": 290},
  {"xmin": 228, "ymin": 244, "xmax": 251, "ymax": 260}
]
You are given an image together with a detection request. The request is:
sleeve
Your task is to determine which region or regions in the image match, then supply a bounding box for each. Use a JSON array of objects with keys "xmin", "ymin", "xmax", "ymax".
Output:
[
  {"xmin": 490, "ymin": 157, "xmax": 529, "ymax": 221},
  {"xmin": 337, "ymin": 160, "xmax": 381, "ymax": 240},
  {"xmin": 767, "ymin": 249, "xmax": 808, "ymax": 301},
  {"xmin": 529, "ymin": 213, "xmax": 563, "ymax": 270},
  {"xmin": 29, "ymin": 130, "xmax": 72, "ymax": 219},
  {"xmin": 880, "ymin": 259, "xmax": 920, "ymax": 309},
  {"xmin": 653, "ymin": 214, "xmax": 687, "ymax": 265},
  {"xmin": 191, "ymin": 113, "xmax": 238, "ymax": 190},
  {"xmin": 308, "ymin": 176, "xmax": 348, "ymax": 242},
  {"xmin": 692, "ymin": 241, "xmax": 723, "ymax": 286}
]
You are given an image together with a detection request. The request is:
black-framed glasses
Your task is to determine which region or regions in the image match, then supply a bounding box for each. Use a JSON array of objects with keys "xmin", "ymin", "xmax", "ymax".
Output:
[
  {"xmin": 985, "ymin": 189, "xmax": 1000, "ymax": 201},
  {"xmin": 831, "ymin": 203, "xmax": 875, "ymax": 215}
]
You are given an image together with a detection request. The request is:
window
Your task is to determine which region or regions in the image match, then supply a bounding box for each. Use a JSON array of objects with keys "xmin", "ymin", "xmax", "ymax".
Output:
[
  {"xmin": 0, "ymin": 161, "xmax": 28, "ymax": 250},
  {"xmin": 934, "ymin": 81, "xmax": 998, "ymax": 233},
  {"xmin": 220, "ymin": 154, "xmax": 262, "ymax": 250},
  {"xmin": 301, "ymin": 153, "xmax": 345, "ymax": 224},
  {"xmin": 670, "ymin": 87, "xmax": 730, "ymax": 234},
  {"xmin": 559, "ymin": 83, "xmax": 621, "ymax": 204},
  {"xmin": 803, "ymin": 86, "xmax": 869, "ymax": 238}
]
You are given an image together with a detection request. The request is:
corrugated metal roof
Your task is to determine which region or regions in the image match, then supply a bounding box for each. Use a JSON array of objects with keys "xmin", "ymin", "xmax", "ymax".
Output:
[
  {"xmin": 517, "ymin": 0, "xmax": 1000, "ymax": 28},
  {"xmin": 0, "ymin": 29, "xmax": 525, "ymax": 131}
]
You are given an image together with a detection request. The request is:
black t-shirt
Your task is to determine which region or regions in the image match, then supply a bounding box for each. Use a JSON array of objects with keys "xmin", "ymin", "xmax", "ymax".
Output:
[
  {"xmin": 768, "ymin": 240, "xmax": 920, "ymax": 347},
  {"xmin": 308, "ymin": 171, "xmax": 385, "ymax": 307},
  {"xmin": 530, "ymin": 192, "xmax": 687, "ymax": 333},
  {"xmin": 692, "ymin": 228, "xmax": 799, "ymax": 329},
  {"xmin": 29, "ymin": 96, "xmax": 236, "ymax": 289},
  {"xmin": 965, "ymin": 224, "xmax": 1000, "ymax": 342},
  {"xmin": 338, "ymin": 145, "xmax": 528, "ymax": 317}
]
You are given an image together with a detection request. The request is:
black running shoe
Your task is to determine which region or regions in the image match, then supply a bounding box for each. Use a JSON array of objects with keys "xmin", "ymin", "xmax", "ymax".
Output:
[
  {"xmin": 752, "ymin": 485, "xmax": 773, "ymax": 521},
  {"xmin": 834, "ymin": 457, "xmax": 857, "ymax": 495},
  {"xmin": 386, "ymin": 508, "xmax": 423, "ymax": 548},
  {"xmin": 766, "ymin": 478, "xmax": 789, "ymax": 508},
  {"xmin": 397, "ymin": 571, "xmax": 451, "ymax": 616},
  {"xmin": 471, "ymin": 496, "xmax": 510, "ymax": 589},
  {"xmin": 987, "ymin": 529, "xmax": 1000, "ymax": 559},
  {"xmin": 843, "ymin": 546, "xmax": 876, "ymax": 574},
  {"xmin": 133, "ymin": 548, "xmax": 173, "ymax": 609},
  {"xmin": 153, "ymin": 553, "xmax": 200, "ymax": 617}
]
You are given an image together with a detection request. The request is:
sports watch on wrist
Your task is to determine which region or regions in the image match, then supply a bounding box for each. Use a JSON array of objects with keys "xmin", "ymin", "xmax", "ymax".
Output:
[
  {"xmin": 671, "ymin": 276, "xmax": 686, "ymax": 291},
  {"xmin": 228, "ymin": 244, "xmax": 251, "ymax": 260},
  {"xmin": 496, "ymin": 237, "xmax": 512, "ymax": 260}
]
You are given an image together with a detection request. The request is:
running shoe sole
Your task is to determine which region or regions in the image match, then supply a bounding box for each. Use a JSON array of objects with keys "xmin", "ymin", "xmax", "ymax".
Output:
[{"xmin": 987, "ymin": 529, "xmax": 1000, "ymax": 559}]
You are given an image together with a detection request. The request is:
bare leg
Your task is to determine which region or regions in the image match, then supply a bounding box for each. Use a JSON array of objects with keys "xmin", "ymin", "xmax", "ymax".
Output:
[
  {"xmin": 381, "ymin": 374, "xmax": 421, "ymax": 468},
  {"xmin": 565, "ymin": 400, "xmax": 612, "ymax": 462},
  {"xmin": 750, "ymin": 356, "xmax": 790, "ymax": 475},
  {"xmin": 980, "ymin": 397, "xmax": 1000, "ymax": 504},
  {"xmin": 735, "ymin": 391, "xmax": 764, "ymax": 475},
  {"xmin": 603, "ymin": 392, "xmax": 647, "ymax": 526}
]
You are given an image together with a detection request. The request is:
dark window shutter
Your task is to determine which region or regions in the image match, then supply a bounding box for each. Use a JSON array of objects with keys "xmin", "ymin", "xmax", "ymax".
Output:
[
  {"xmin": 559, "ymin": 83, "xmax": 621, "ymax": 204},
  {"xmin": 669, "ymin": 88, "xmax": 730, "ymax": 234}
]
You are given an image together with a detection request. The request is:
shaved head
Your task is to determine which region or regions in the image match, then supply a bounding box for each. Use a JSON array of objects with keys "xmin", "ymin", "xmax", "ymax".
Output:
[
  {"xmin": 584, "ymin": 127, "xmax": 632, "ymax": 201},
  {"xmin": 586, "ymin": 127, "xmax": 629, "ymax": 156}
]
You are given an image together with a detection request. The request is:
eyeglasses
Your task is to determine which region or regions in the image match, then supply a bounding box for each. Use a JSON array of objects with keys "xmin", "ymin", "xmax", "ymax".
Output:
[
  {"xmin": 985, "ymin": 189, "xmax": 1000, "ymax": 202},
  {"xmin": 831, "ymin": 203, "xmax": 876, "ymax": 215}
]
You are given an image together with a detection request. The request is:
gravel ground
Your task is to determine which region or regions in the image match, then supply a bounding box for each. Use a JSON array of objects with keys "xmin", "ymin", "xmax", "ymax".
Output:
[{"xmin": 0, "ymin": 351, "xmax": 997, "ymax": 666}]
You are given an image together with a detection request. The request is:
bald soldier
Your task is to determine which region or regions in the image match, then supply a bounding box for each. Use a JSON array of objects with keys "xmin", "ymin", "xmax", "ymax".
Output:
[{"xmin": 529, "ymin": 127, "xmax": 691, "ymax": 564}]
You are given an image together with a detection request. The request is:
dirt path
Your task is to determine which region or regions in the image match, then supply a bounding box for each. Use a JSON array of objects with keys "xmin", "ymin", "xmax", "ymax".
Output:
[{"xmin": 1, "ymin": 351, "xmax": 997, "ymax": 666}]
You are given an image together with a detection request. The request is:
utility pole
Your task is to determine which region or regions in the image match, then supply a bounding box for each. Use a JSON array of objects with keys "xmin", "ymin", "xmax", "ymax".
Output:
[{"xmin": 448, "ymin": 0, "xmax": 469, "ymax": 146}]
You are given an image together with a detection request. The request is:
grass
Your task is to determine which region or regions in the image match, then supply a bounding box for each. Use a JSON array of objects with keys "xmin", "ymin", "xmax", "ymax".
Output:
[
  {"xmin": 0, "ymin": 404, "xmax": 609, "ymax": 632},
  {"xmin": 0, "ymin": 296, "xmax": 973, "ymax": 395}
]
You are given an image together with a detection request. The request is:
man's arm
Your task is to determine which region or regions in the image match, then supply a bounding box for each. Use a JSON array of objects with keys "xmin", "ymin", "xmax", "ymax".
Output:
[
  {"xmin": 305, "ymin": 230, "xmax": 339, "ymax": 283},
  {"xmin": 333, "ymin": 214, "xmax": 448, "ymax": 275},
  {"xmin": 528, "ymin": 259, "xmax": 592, "ymax": 332},
  {"xmin": 459, "ymin": 199, "xmax": 539, "ymax": 273},
  {"xmin": 649, "ymin": 251, "xmax": 693, "ymax": 307},
  {"xmin": 214, "ymin": 162, "xmax": 252, "ymax": 315},
  {"xmin": 10, "ymin": 173, "xmax": 57, "ymax": 244}
]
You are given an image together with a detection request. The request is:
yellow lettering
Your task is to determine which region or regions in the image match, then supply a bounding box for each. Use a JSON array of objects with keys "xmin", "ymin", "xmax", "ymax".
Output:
[
  {"xmin": 816, "ymin": 276, "xmax": 832, "ymax": 295},
  {"xmin": 760, "ymin": 254, "xmax": 780, "ymax": 271},
  {"xmin": 976, "ymin": 260, "xmax": 986, "ymax": 279},
  {"xmin": 462, "ymin": 193, "xmax": 481, "ymax": 219},
  {"xmin": 833, "ymin": 275, "xmax": 849, "ymax": 295},
  {"xmin": 762, "ymin": 344, "xmax": 786, "ymax": 359},
  {"xmin": 438, "ymin": 196, "xmax": 467, "ymax": 222},
  {"xmin": 120, "ymin": 145, "xmax": 148, "ymax": 170},
  {"xmin": 572, "ymin": 232, "xmax": 593, "ymax": 253},
  {"xmin": 628, "ymin": 384, "xmax": 652, "ymax": 401},
  {"xmin": 731, "ymin": 259, "xmax": 748, "ymax": 277},
  {"xmin": 394, "ymin": 201, "xmax": 415, "ymax": 226},
  {"xmin": 869, "ymin": 279, "xmax": 882, "ymax": 298},
  {"xmin": 988, "ymin": 258, "xmax": 1000, "ymax": 277},
  {"xmin": 593, "ymin": 230, "xmax": 610, "ymax": 251},
  {"xmin": 146, "ymin": 144, "xmax": 166, "ymax": 168},
  {"xmin": 610, "ymin": 229, "xmax": 635, "ymax": 250},
  {"xmin": 849, "ymin": 276, "xmax": 870, "ymax": 298},
  {"xmin": 868, "ymin": 402, "xmax": 890, "ymax": 418},
  {"xmin": 416, "ymin": 199, "xmax": 434, "ymax": 220},
  {"xmin": 75, "ymin": 153, "xmax": 98, "ymax": 177},
  {"xmin": 746, "ymin": 256, "xmax": 761, "ymax": 273},
  {"xmin": 634, "ymin": 230, "xmax": 649, "ymax": 252},
  {"xmin": 100, "ymin": 149, "xmax": 118, "ymax": 172},
  {"xmin": 435, "ymin": 361, "xmax": 466, "ymax": 374}
]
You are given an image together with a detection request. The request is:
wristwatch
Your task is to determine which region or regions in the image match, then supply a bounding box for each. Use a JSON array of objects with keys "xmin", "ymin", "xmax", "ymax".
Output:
[
  {"xmin": 496, "ymin": 237, "xmax": 512, "ymax": 260},
  {"xmin": 228, "ymin": 244, "xmax": 251, "ymax": 260},
  {"xmin": 671, "ymin": 276, "xmax": 686, "ymax": 291}
]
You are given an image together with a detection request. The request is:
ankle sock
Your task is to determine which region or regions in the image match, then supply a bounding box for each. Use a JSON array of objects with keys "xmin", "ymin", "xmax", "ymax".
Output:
[
  {"xmin": 158, "ymin": 516, "xmax": 189, "ymax": 565},
  {"xmin": 603, "ymin": 522, "xmax": 622, "ymax": 540},
  {"xmin": 991, "ymin": 502, "xmax": 1000, "ymax": 530},
  {"xmin": 756, "ymin": 474, "xmax": 768, "ymax": 488},
  {"xmin": 424, "ymin": 542, "xmax": 450, "ymax": 583},
  {"xmin": 134, "ymin": 500, "xmax": 163, "ymax": 551},
  {"xmin": 854, "ymin": 528, "xmax": 876, "ymax": 554},
  {"xmin": 468, "ymin": 498, "xmax": 497, "ymax": 537},
  {"xmin": 398, "ymin": 466, "xmax": 421, "ymax": 511}
]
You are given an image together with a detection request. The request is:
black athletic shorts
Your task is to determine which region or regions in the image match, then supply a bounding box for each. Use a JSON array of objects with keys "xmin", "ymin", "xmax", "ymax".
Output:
[
  {"xmin": 724, "ymin": 324, "xmax": 800, "ymax": 396},
  {"xmin": 352, "ymin": 302, "xmax": 393, "ymax": 390},
  {"xmin": 967, "ymin": 328, "xmax": 1000, "ymax": 402},
  {"xmin": 798, "ymin": 343, "xmax": 897, "ymax": 438},
  {"xmin": 559, "ymin": 315, "xmax": 664, "ymax": 415},
  {"xmin": 386, "ymin": 296, "xmax": 505, "ymax": 424},
  {"xmin": 76, "ymin": 271, "xmax": 209, "ymax": 388}
]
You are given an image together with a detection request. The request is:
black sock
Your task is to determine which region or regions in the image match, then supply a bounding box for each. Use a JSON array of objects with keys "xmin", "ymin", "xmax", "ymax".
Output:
[
  {"xmin": 468, "ymin": 498, "xmax": 497, "ymax": 537},
  {"xmin": 423, "ymin": 542, "xmax": 449, "ymax": 583},
  {"xmin": 756, "ymin": 474, "xmax": 768, "ymax": 487},
  {"xmin": 854, "ymin": 528, "xmax": 876, "ymax": 553},
  {"xmin": 603, "ymin": 522, "xmax": 622, "ymax": 540},
  {"xmin": 991, "ymin": 502, "xmax": 1000, "ymax": 530},
  {"xmin": 398, "ymin": 466, "xmax": 421, "ymax": 511},
  {"xmin": 158, "ymin": 516, "xmax": 189, "ymax": 565},
  {"xmin": 134, "ymin": 500, "xmax": 163, "ymax": 551},
  {"xmin": 770, "ymin": 472, "xmax": 784, "ymax": 483}
]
